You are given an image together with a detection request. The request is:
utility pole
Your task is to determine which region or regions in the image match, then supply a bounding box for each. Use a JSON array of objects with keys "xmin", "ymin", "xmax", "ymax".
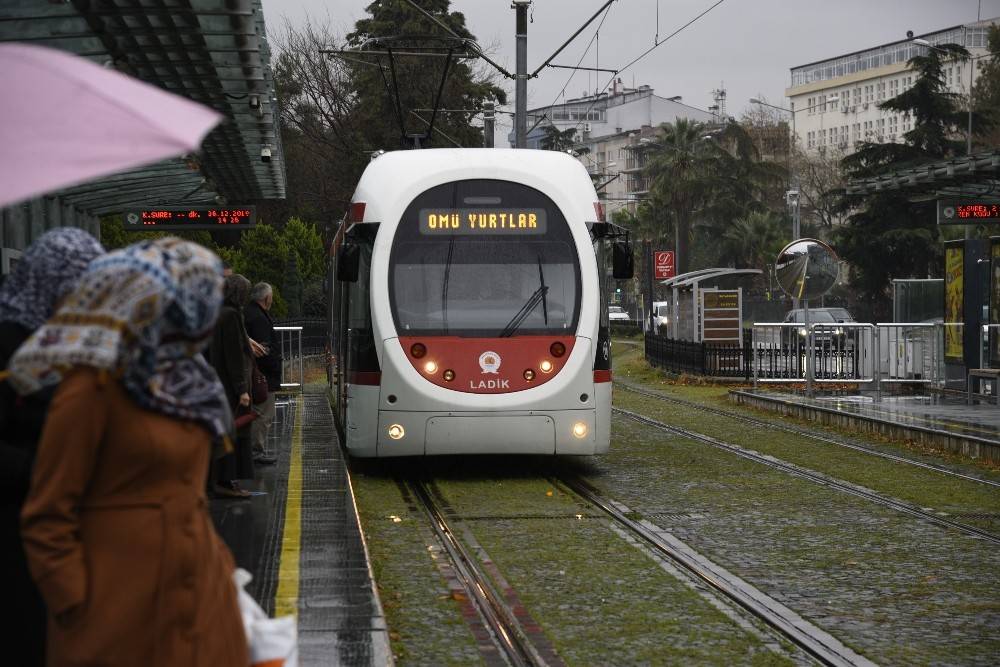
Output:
[
  {"xmin": 483, "ymin": 102, "xmax": 495, "ymax": 148},
  {"xmin": 513, "ymin": 0, "xmax": 530, "ymax": 148}
]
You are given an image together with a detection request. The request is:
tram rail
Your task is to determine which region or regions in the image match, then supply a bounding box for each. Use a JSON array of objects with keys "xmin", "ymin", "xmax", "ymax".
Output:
[
  {"xmin": 401, "ymin": 477, "xmax": 554, "ymax": 667},
  {"xmin": 557, "ymin": 476, "xmax": 875, "ymax": 667},
  {"xmin": 612, "ymin": 407, "xmax": 1000, "ymax": 546},
  {"xmin": 615, "ymin": 380, "xmax": 1000, "ymax": 490}
]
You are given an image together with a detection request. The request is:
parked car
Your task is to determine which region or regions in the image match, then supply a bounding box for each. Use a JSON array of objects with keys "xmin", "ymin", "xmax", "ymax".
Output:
[
  {"xmin": 782, "ymin": 307, "xmax": 856, "ymax": 346},
  {"xmin": 608, "ymin": 305, "xmax": 631, "ymax": 321},
  {"xmin": 652, "ymin": 301, "xmax": 670, "ymax": 333}
]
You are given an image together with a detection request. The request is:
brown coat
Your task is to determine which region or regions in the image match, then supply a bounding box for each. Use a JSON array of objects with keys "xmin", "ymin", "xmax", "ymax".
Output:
[{"xmin": 20, "ymin": 368, "xmax": 249, "ymax": 667}]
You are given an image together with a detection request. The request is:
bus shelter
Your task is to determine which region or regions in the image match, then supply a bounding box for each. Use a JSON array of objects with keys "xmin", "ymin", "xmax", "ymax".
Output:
[{"xmin": 659, "ymin": 268, "xmax": 762, "ymax": 342}]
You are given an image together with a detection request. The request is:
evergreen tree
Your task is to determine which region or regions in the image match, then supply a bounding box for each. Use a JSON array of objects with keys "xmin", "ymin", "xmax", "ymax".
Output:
[
  {"xmin": 283, "ymin": 253, "xmax": 304, "ymax": 317},
  {"xmin": 834, "ymin": 43, "xmax": 971, "ymax": 318},
  {"xmin": 346, "ymin": 0, "xmax": 506, "ymax": 149}
]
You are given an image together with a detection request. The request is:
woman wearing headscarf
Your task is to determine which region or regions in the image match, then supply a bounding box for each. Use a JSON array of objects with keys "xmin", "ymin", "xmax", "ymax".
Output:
[
  {"xmin": 0, "ymin": 228, "xmax": 103, "ymax": 667},
  {"xmin": 8, "ymin": 238, "xmax": 247, "ymax": 667},
  {"xmin": 208, "ymin": 273, "xmax": 255, "ymax": 498}
]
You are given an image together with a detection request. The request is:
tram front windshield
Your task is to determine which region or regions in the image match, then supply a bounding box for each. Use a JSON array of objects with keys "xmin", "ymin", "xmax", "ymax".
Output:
[{"xmin": 389, "ymin": 180, "xmax": 581, "ymax": 337}]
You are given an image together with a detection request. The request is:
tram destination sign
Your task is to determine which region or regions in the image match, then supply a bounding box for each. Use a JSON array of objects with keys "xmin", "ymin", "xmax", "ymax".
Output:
[
  {"xmin": 937, "ymin": 199, "xmax": 1000, "ymax": 225},
  {"xmin": 124, "ymin": 206, "xmax": 256, "ymax": 231},
  {"xmin": 419, "ymin": 208, "xmax": 547, "ymax": 235}
]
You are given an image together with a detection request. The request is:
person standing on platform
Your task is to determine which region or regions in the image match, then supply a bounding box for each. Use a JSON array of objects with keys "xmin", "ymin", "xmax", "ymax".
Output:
[
  {"xmin": 208, "ymin": 273, "xmax": 255, "ymax": 497},
  {"xmin": 244, "ymin": 282, "xmax": 280, "ymax": 465},
  {"xmin": 8, "ymin": 238, "xmax": 248, "ymax": 667},
  {"xmin": 0, "ymin": 228, "xmax": 104, "ymax": 667}
]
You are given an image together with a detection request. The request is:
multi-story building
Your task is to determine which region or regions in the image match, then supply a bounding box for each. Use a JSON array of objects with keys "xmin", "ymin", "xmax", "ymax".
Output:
[
  {"xmin": 512, "ymin": 81, "xmax": 716, "ymax": 215},
  {"xmin": 786, "ymin": 18, "xmax": 997, "ymax": 154}
]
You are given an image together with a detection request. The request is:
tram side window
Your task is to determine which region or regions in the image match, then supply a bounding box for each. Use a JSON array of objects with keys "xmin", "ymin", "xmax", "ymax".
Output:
[{"xmin": 594, "ymin": 236, "xmax": 610, "ymax": 328}]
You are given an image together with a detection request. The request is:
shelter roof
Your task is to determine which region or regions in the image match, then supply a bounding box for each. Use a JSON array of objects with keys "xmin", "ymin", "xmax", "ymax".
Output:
[
  {"xmin": 845, "ymin": 150, "xmax": 1000, "ymax": 203},
  {"xmin": 0, "ymin": 0, "xmax": 285, "ymax": 215},
  {"xmin": 660, "ymin": 268, "xmax": 763, "ymax": 288}
]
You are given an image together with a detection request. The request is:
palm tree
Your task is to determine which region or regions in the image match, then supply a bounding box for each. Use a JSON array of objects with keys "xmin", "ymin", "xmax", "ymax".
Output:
[
  {"xmin": 721, "ymin": 211, "xmax": 786, "ymax": 269},
  {"xmin": 642, "ymin": 118, "xmax": 713, "ymax": 274}
]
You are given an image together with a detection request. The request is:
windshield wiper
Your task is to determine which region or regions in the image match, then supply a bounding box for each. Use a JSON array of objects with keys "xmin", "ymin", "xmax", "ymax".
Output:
[
  {"xmin": 441, "ymin": 237, "xmax": 455, "ymax": 334},
  {"xmin": 499, "ymin": 256, "xmax": 548, "ymax": 338}
]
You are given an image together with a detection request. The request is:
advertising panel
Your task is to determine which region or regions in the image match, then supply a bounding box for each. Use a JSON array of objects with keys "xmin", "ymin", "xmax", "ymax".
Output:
[{"xmin": 944, "ymin": 244, "xmax": 964, "ymax": 362}]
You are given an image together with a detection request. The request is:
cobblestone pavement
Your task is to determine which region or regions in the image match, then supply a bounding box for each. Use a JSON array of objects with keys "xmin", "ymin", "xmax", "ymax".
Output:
[{"xmin": 578, "ymin": 415, "xmax": 1000, "ymax": 665}]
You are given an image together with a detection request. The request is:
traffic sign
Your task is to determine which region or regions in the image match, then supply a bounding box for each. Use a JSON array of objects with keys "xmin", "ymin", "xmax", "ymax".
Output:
[{"xmin": 654, "ymin": 250, "xmax": 675, "ymax": 279}]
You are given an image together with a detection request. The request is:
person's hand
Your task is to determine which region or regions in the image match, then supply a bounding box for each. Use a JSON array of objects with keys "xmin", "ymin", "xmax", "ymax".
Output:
[
  {"xmin": 249, "ymin": 338, "xmax": 266, "ymax": 358},
  {"xmin": 239, "ymin": 392, "xmax": 250, "ymax": 407}
]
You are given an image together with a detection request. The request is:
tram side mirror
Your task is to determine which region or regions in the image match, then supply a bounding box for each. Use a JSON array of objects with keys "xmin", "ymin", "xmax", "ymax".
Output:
[
  {"xmin": 337, "ymin": 243, "xmax": 360, "ymax": 282},
  {"xmin": 612, "ymin": 241, "xmax": 634, "ymax": 279}
]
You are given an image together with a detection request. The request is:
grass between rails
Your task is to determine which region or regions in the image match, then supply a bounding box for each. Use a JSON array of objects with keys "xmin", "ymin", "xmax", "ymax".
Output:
[
  {"xmin": 434, "ymin": 473, "xmax": 796, "ymax": 666},
  {"xmin": 597, "ymin": 416, "xmax": 1000, "ymax": 666},
  {"xmin": 612, "ymin": 341, "xmax": 1000, "ymax": 529}
]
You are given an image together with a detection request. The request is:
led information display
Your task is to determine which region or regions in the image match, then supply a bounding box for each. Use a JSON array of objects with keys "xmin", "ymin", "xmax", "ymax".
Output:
[
  {"xmin": 419, "ymin": 208, "xmax": 547, "ymax": 235},
  {"xmin": 937, "ymin": 200, "xmax": 1000, "ymax": 225},
  {"xmin": 124, "ymin": 207, "xmax": 256, "ymax": 231}
]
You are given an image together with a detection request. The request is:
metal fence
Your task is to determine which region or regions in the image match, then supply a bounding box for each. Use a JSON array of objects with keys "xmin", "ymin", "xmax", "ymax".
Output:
[
  {"xmin": 274, "ymin": 317, "xmax": 326, "ymax": 355},
  {"xmin": 273, "ymin": 325, "xmax": 304, "ymax": 391},
  {"xmin": 645, "ymin": 331, "xmax": 751, "ymax": 379}
]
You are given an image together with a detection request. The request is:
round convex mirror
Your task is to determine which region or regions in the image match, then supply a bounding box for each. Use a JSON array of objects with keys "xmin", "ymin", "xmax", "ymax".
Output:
[{"xmin": 774, "ymin": 239, "xmax": 840, "ymax": 300}]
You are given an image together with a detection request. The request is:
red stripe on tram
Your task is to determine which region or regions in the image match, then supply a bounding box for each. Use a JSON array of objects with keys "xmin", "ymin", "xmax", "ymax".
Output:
[
  {"xmin": 593, "ymin": 370, "xmax": 612, "ymax": 383},
  {"xmin": 349, "ymin": 371, "xmax": 382, "ymax": 386}
]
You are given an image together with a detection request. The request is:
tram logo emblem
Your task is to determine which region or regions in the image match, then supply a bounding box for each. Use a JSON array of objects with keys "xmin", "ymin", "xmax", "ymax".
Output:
[{"xmin": 478, "ymin": 351, "xmax": 501, "ymax": 374}]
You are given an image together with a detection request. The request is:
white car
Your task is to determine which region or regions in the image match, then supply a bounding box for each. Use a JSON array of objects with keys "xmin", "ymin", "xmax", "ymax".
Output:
[{"xmin": 608, "ymin": 306, "xmax": 631, "ymax": 321}]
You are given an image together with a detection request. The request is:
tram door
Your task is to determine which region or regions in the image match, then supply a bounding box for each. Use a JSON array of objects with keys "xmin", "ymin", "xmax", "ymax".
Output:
[{"xmin": 331, "ymin": 224, "xmax": 379, "ymax": 430}]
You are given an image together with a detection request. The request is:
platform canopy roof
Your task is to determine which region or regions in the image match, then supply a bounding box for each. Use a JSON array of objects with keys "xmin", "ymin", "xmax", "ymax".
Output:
[
  {"xmin": 0, "ymin": 0, "xmax": 286, "ymax": 215},
  {"xmin": 660, "ymin": 268, "xmax": 763, "ymax": 287},
  {"xmin": 845, "ymin": 150, "xmax": 1000, "ymax": 203}
]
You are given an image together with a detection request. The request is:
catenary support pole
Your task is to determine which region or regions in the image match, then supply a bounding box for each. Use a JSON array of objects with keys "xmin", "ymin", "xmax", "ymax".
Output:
[{"xmin": 514, "ymin": 1, "xmax": 529, "ymax": 148}]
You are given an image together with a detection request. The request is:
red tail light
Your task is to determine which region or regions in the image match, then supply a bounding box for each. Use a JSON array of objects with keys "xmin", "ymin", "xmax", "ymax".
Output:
[{"xmin": 349, "ymin": 202, "xmax": 366, "ymax": 223}]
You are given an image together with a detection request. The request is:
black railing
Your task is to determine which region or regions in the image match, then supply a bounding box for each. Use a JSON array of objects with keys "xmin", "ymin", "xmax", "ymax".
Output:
[{"xmin": 644, "ymin": 331, "xmax": 752, "ymax": 380}]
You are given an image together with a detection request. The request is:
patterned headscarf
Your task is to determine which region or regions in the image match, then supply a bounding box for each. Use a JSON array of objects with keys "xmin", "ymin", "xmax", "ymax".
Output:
[
  {"xmin": 8, "ymin": 237, "xmax": 233, "ymax": 440},
  {"xmin": 0, "ymin": 228, "xmax": 105, "ymax": 330}
]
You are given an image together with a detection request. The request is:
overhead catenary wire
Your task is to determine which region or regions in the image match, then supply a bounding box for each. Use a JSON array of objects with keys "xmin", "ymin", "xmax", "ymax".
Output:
[{"xmin": 569, "ymin": 0, "xmax": 729, "ymax": 136}]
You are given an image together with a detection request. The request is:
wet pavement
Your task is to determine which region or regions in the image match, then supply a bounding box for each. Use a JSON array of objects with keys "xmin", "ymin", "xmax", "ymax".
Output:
[
  {"xmin": 732, "ymin": 388, "xmax": 1000, "ymax": 462},
  {"xmin": 210, "ymin": 388, "xmax": 392, "ymax": 666}
]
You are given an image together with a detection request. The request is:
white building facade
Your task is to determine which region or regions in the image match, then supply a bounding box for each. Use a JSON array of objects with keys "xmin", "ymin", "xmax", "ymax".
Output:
[
  {"xmin": 786, "ymin": 19, "xmax": 996, "ymax": 154},
  {"xmin": 512, "ymin": 82, "xmax": 716, "ymax": 215}
]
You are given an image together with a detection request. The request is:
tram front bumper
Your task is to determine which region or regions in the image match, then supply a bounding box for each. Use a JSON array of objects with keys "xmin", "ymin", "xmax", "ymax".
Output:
[{"xmin": 374, "ymin": 410, "xmax": 597, "ymax": 456}]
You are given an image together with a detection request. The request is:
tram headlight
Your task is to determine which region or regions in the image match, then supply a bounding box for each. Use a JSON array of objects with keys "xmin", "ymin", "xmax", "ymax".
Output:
[
  {"xmin": 550, "ymin": 341, "xmax": 566, "ymax": 358},
  {"xmin": 443, "ymin": 369, "xmax": 455, "ymax": 381},
  {"xmin": 539, "ymin": 360, "xmax": 553, "ymax": 373},
  {"xmin": 410, "ymin": 343, "xmax": 427, "ymax": 358},
  {"xmin": 523, "ymin": 369, "xmax": 535, "ymax": 381},
  {"xmin": 387, "ymin": 424, "xmax": 405, "ymax": 440},
  {"xmin": 572, "ymin": 422, "xmax": 589, "ymax": 438},
  {"xmin": 424, "ymin": 361, "xmax": 438, "ymax": 374}
]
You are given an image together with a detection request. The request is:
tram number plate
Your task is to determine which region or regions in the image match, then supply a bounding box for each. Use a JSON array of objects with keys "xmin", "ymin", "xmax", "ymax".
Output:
[{"xmin": 419, "ymin": 209, "xmax": 547, "ymax": 235}]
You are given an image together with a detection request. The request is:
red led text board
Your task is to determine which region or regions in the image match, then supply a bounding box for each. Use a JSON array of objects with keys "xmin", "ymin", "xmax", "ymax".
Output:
[
  {"xmin": 124, "ymin": 207, "xmax": 256, "ymax": 230},
  {"xmin": 938, "ymin": 200, "xmax": 1000, "ymax": 225}
]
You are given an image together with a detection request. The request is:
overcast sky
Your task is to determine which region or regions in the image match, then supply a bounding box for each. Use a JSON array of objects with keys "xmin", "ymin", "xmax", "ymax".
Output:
[{"xmin": 262, "ymin": 0, "xmax": 999, "ymax": 140}]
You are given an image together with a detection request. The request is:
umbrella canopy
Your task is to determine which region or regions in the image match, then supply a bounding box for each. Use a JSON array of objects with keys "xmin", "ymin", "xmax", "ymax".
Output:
[{"xmin": 0, "ymin": 43, "xmax": 223, "ymax": 208}]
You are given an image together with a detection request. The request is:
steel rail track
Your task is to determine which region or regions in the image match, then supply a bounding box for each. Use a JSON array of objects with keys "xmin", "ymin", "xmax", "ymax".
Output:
[
  {"xmin": 612, "ymin": 407, "xmax": 1000, "ymax": 546},
  {"xmin": 405, "ymin": 478, "xmax": 549, "ymax": 667},
  {"xmin": 616, "ymin": 380, "xmax": 1000, "ymax": 489},
  {"xmin": 559, "ymin": 476, "xmax": 875, "ymax": 667}
]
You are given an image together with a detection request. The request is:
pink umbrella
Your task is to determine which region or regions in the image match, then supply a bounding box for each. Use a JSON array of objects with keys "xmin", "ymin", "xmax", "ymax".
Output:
[{"xmin": 0, "ymin": 43, "xmax": 223, "ymax": 208}]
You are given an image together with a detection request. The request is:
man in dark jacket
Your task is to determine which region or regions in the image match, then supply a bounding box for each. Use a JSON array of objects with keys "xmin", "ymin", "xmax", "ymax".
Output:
[{"xmin": 244, "ymin": 282, "xmax": 281, "ymax": 464}]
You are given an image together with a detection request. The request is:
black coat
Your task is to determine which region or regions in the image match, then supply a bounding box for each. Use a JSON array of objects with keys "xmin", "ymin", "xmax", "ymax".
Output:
[
  {"xmin": 244, "ymin": 301, "xmax": 282, "ymax": 391},
  {"xmin": 0, "ymin": 321, "xmax": 53, "ymax": 504},
  {"xmin": 208, "ymin": 305, "xmax": 252, "ymax": 410}
]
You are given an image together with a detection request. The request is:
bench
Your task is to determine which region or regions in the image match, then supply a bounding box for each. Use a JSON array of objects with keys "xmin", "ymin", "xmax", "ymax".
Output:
[{"xmin": 967, "ymin": 368, "xmax": 1000, "ymax": 405}]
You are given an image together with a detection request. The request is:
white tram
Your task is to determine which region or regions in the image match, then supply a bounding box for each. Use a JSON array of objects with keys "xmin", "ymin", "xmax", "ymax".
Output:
[{"xmin": 329, "ymin": 148, "xmax": 633, "ymax": 457}]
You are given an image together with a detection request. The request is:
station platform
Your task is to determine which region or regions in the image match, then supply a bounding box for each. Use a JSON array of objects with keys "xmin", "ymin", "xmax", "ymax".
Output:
[
  {"xmin": 731, "ymin": 388, "xmax": 1000, "ymax": 464},
  {"xmin": 210, "ymin": 387, "xmax": 391, "ymax": 666}
]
